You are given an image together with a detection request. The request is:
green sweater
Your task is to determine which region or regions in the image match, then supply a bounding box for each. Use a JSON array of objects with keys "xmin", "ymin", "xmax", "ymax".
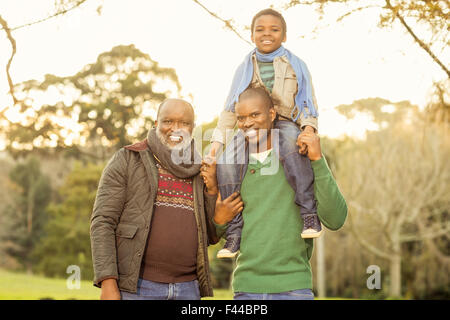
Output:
[{"xmin": 216, "ymin": 152, "xmax": 347, "ymax": 293}]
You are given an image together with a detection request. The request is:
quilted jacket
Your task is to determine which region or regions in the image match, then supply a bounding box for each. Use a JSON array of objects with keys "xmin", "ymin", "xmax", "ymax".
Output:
[{"xmin": 90, "ymin": 139, "xmax": 219, "ymax": 297}]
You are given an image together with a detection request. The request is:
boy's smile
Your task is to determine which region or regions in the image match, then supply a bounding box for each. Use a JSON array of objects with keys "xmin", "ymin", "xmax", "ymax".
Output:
[{"xmin": 251, "ymin": 14, "xmax": 286, "ymax": 54}]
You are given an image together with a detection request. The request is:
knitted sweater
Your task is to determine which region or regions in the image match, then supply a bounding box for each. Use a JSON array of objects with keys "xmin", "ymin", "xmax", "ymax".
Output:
[
  {"xmin": 139, "ymin": 162, "xmax": 198, "ymax": 283},
  {"xmin": 217, "ymin": 153, "xmax": 347, "ymax": 293}
]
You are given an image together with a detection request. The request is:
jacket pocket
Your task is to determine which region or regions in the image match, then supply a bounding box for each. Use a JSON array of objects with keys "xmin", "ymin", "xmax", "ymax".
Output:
[
  {"xmin": 116, "ymin": 223, "xmax": 139, "ymax": 275},
  {"xmin": 116, "ymin": 223, "xmax": 138, "ymax": 238}
]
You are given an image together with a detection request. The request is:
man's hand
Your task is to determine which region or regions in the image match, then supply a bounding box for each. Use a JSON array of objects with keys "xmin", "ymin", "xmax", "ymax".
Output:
[
  {"xmin": 297, "ymin": 131, "xmax": 322, "ymax": 161},
  {"xmin": 297, "ymin": 126, "xmax": 315, "ymax": 155},
  {"xmin": 213, "ymin": 192, "xmax": 244, "ymax": 225},
  {"xmin": 201, "ymin": 155, "xmax": 218, "ymax": 195},
  {"xmin": 100, "ymin": 278, "xmax": 121, "ymax": 300}
]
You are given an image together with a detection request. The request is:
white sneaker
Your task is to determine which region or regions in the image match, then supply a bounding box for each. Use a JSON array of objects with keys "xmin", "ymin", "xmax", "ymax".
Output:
[{"xmin": 217, "ymin": 248, "xmax": 239, "ymax": 259}]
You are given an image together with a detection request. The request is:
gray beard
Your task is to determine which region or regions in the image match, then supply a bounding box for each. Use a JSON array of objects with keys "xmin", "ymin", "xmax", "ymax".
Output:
[{"xmin": 156, "ymin": 128, "xmax": 192, "ymax": 151}]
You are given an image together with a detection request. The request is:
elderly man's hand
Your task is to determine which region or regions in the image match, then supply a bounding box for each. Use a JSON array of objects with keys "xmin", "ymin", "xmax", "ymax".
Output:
[
  {"xmin": 297, "ymin": 131, "xmax": 322, "ymax": 161},
  {"xmin": 201, "ymin": 155, "xmax": 218, "ymax": 195},
  {"xmin": 100, "ymin": 279, "xmax": 121, "ymax": 300},
  {"xmin": 213, "ymin": 192, "xmax": 244, "ymax": 225}
]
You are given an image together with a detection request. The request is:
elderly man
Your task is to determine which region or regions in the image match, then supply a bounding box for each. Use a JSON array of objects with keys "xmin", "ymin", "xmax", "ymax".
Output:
[
  {"xmin": 214, "ymin": 87, "xmax": 347, "ymax": 300},
  {"xmin": 90, "ymin": 99, "xmax": 242, "ymax": 300}
]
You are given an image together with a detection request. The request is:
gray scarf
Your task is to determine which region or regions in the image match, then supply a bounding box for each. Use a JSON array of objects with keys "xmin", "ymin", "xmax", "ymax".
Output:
[{"xmin": 147, "ymin": 128, "xmax": 202, "ymax": 179}]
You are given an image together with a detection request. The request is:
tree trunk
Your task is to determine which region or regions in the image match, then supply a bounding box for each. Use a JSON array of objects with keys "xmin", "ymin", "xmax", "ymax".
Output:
[
  {"xmin": 389, "ymin": 241, "xmax": 402, "ymax": 297},
  {"xmin": 316, "ymin": 234, "xmax": 326, "ymax": 298}
]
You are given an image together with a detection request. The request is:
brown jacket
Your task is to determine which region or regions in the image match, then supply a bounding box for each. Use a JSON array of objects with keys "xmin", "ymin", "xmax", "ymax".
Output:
[{"xmin": 90, "ymin": 139, "xmax": 219, "ymax": 297}]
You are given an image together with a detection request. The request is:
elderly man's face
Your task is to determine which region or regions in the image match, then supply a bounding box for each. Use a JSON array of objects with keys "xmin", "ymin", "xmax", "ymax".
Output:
[
  {"xmin": 155, "ymin": 100, "xmax": 195, "ymax": 149},
  {"xmin": 235, "ymin": 95, "xmax": 276, "ymax": 150}
]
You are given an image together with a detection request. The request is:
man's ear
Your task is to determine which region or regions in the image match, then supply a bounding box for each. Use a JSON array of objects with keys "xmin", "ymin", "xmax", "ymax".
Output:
[
  {"xmin": 270, "ymin": 108, "xmax": 277, "ymax": 123},
  {"xmin": 154, "ymin": 120, "xmax": 158, "ymax": 128}
]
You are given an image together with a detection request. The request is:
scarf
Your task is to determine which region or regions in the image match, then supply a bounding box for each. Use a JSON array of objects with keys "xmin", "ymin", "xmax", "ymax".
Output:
[
  {"xmin": 224, "ymin": 46, "xmax": 318, "ymax": 121},
  {"xmin": 147, "ymin": 128, "xmax": 202, "ymax": 179}
]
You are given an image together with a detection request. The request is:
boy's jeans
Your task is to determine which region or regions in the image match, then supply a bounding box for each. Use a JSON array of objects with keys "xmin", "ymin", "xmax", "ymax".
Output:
[
  {"xmin": 217, "ymin": 119, "xmax": 317, "ymax": 241},
  {"xmin": 120, "ymin": 278, "xmax": 200, "ymax": 300},
  {"xmin": 234, "ymin": 288, "xmax": 314, "ymax": 300}
]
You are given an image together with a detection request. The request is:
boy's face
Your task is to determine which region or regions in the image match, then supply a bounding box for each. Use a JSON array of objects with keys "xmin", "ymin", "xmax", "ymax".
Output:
[
  {"xmin": 251, "ymin": 14, "xmax": 286, "ymax": 54},
  {"xmin": 235, "ymin": 95, "xmax": 276, "ymax": 149}
]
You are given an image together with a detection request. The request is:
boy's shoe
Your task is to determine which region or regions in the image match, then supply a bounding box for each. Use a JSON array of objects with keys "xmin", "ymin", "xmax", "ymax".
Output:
[
  {"xmin": 301, "ymin": 214, "xmax": 322, "ymax": 239},
  {"xmin": 217, "ymin": 237, "xmax": 240, "ymax": 259}
]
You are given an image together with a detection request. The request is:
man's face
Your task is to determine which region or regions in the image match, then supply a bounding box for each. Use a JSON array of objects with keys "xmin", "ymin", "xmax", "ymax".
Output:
[
  {"xmin": 155, "ymin": 100, "xmax": 195, "ymax": 149},
  {"xmin": 235, "ymin": 95, "xmax": 276, "ymax": 149},
  {"xmin": 251, "ymin": 14, "xmax": 286, "ymax": 54}
]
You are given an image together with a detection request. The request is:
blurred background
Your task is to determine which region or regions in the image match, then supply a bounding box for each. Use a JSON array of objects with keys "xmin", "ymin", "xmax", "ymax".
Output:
[{"xmin": 0, "ymin": 0, "xmax": 448, "ymax": 300}]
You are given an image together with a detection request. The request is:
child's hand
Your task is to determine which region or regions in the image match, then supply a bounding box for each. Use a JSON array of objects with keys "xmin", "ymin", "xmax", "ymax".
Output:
[
  {"xmin": 201, "ymin": 155, "xmax": 218, "ymax": 195},
  {"xmin": 297, "ymin": 126, "xmax": 315, "ymax": 155},
  {"xmin": 297, "ymin": 131, "xmax": 322, "ymax": 161},
  {"xmin": 208, "ymin": 141, "xmax": 223, "ymax": 158},
  {"xmin": 297, "ymin": 134, "xmax": 308, "ymax": 155}
]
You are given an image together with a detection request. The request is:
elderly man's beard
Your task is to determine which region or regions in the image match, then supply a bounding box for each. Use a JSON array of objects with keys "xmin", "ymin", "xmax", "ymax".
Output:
[{"xmin": 156, "ymin": 127, "xmax": 193, "ymax": 151}]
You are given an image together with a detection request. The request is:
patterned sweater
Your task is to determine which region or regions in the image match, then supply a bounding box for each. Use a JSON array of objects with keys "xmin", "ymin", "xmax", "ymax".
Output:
[{"xmin": 139, "ymin": 162, "xmax": 198, "ymax": 283}]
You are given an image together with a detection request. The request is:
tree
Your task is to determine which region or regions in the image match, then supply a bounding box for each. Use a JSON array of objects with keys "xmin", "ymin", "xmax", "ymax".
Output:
[
  {"xmin": 285, "ymin": 0, "xmax": 449, "ymax": 78},
  {"xmin": 2, "ymin": 44, "xmax": 181, "ymax": 160},
  {"xmin": 1, "ymin": 157, "xmax": 52, "ymax": 273},
  {"xmin": 335, "ymin": 98, "xmax": 450, "ymax": 297},
  {"xmin": 0, "ymin": 0, "xmax": 95, "ymax": 104},
  {"xmin": 33, "ymin": 161, "xmax": 103, "ymax": 279}
]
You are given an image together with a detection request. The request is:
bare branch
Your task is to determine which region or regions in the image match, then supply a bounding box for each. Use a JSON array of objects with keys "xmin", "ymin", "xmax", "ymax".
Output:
[
  {"xmin": 191, "ymin": 0, "xmax": 252, "ymax": 46},
  {"xmin": 336, "ymin": 4, "xmax": 381, "ymax": 22},
  {"xmin": 400, "ymin": 222, "xmax": 450, "ymax": 243},
  {"xmin": 347, "ymin": 205, "xmax": 392, "ymax": 260},
  {"xmin": 1, "ymin": 0, "xmax": 88, "ymax": 32},
  {"xmin": 385, "ymin": 0, "xmax": 450, "ymax": 78},
  {"xmin": 0, "ymin": 15, "xmax": 18, "ymax": 105}
]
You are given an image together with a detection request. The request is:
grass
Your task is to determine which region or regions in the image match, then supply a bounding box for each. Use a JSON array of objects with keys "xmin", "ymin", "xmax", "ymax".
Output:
[{"xmin": 0, "ymin": 269, "xmax": 233, "ymax": 300}]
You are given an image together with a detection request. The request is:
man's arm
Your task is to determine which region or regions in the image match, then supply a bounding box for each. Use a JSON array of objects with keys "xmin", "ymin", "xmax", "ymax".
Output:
[
  {"xmin": 298, "ymin": 132, "xmax": 347, "ymax": 231},
  {"xmin": 90, "ymin": 148, "xmax": 128, "ymax": 297}
]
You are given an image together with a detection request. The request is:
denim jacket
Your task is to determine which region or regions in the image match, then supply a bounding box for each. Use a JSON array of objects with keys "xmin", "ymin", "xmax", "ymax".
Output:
[{"xmin": 212, "ymin": 53, "xmax": 319, "ymax": 145}]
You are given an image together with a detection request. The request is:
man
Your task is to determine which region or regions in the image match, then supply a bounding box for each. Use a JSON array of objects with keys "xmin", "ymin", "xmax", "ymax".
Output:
[
  {"xmin": 90, "ymin": 99, "xmax": 242, "ymax": 300},
  {"xmin": 214, "ymin": 87, "xmax": 348, "ymax": 300}
]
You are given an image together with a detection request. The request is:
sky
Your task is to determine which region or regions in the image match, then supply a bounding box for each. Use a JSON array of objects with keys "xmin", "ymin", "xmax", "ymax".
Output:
[{"xmin": 0, "ymin": 0, "xmax": 447, "ymax": 142}]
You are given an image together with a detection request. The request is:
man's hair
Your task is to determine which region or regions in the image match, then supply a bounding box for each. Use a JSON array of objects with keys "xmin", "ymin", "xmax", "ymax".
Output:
[
  {"xmin": 156, "ymin": 99, "xmax": 194, "ymax": 121},
  {"xmin": 238, "ymin": 87, "xmax": 274, "ymax": 111},
  {"xmin": 251, "ymin": 8, "xmax": 287, "ymax": 37}
]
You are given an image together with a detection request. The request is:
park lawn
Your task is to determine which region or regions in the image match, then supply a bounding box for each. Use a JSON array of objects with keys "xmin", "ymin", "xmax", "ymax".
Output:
[{"xmin": 0, "ymin": 269, "xmax": 233, "ymax": 300}]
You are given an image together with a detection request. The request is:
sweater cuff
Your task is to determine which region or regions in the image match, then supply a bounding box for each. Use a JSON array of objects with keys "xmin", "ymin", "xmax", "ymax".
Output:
[
  {"xmin": 311, "ymin": 156, "xmax": 331, "ymax": 179},
  {"xmin": 213, "ymin": 220, "xmax": 228, "ymax": 238}
]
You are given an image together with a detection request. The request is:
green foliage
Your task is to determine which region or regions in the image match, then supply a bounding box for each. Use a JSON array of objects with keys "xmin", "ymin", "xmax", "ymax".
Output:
[
  {"xmin": 208, "ymin": 241, "xmax": 234, "ymax": 289},
  {"xmin": 4, "ymin": 44, "xmax": 182, "ymax": 159},
  {"xmin": 195, "ymin": 116, "xmax": 218, "ymax": 155},
  {"xmin": 32, "ymin": 162, "xmax": 104, "ymax": 279},
  {"xmin": 1, "ymin": 157, "xmax": 52, "ymax": 272}
]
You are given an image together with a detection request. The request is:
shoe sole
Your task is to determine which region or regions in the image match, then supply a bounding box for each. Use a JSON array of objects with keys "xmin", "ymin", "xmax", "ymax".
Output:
[
  {"xmin": 301, "ymin": 229, "xmax": 323, "ymax": 239},
  {"xmin": 217, "ymin": 252, "xmax": 239, "ymax": 259}
]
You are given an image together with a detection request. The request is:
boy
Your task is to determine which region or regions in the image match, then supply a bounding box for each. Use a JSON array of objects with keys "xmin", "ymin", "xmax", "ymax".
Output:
[{"xmin": 210, "ymin": 9, "xmax": 322, "ymax": 258}]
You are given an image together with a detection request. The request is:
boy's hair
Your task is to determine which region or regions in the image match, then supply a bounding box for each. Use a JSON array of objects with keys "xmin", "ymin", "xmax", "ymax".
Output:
[
  {"xmin": 251, "ymin": 8, "xmax": 287, "ymax": 37},
  {"xmin": 238, "ymin": 87, "xmax": 274, "ymax": 111}
]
